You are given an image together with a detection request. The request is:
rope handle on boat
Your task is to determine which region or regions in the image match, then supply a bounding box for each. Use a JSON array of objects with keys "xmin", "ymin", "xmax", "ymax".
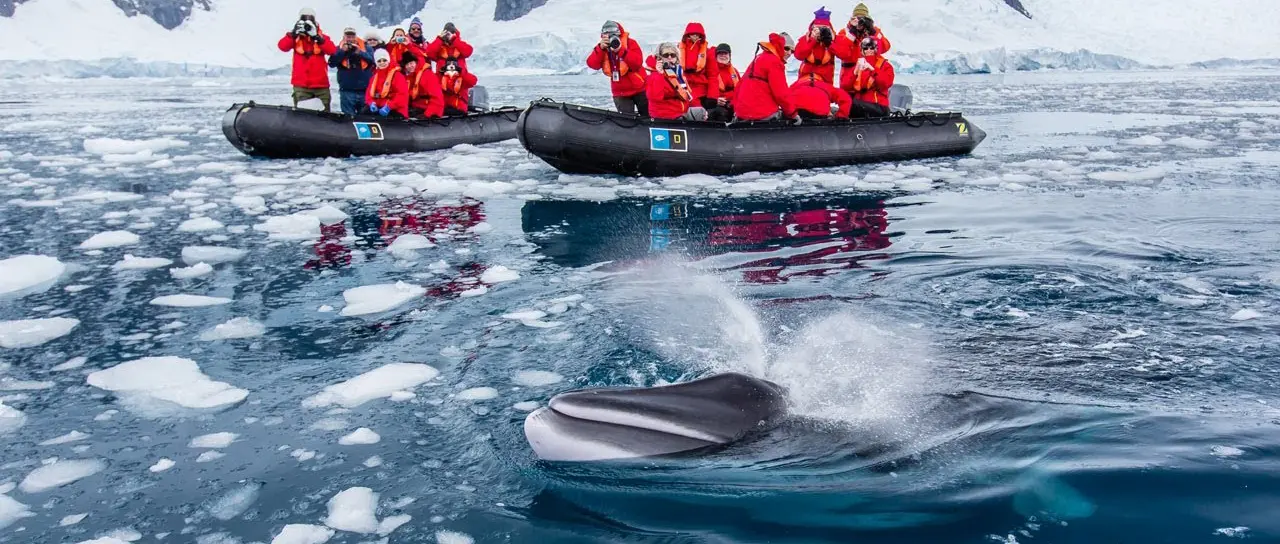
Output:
[{"xmin": 559, "ymin": 103, "xmax": 645, "ymax": 129}]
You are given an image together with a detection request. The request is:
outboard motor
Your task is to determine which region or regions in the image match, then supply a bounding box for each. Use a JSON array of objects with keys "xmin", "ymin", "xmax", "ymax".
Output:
[
  {"xmin": 888, "ymin": 84, "xmax": 913, "ymax": 115},
  {"xmin": 467, "ymin": 86, "xmax": 490, "ymax": 113}
]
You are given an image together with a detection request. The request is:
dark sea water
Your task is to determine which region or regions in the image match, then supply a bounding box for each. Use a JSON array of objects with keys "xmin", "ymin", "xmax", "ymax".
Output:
[{"xmin": 0, "ymin": 70, "xmax": 1278, "ymax": 544}]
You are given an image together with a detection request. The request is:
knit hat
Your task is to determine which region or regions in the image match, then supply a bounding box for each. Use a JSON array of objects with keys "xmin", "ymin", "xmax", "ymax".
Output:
[
  {"xmin": 601, "ymin": 20, "xmax": 621, "ymax": 36},
  {"xmin": 811, "ymin": 6, "xmax": 832, "ymax": 27},
  {"xmin": 715, "ymin": 43, "xmax": 731, "ymax": 55},
  {"xmin": 373, "ymin": 49, "xmax": 390, "ymax": 63},
  {"xmin": 409, "ymin": 16, "xmax": 423, "ymax": 28},
  {"xmin": 298, "ymin": 7, "xmax": 316, "ymax": 17},
  {"xmin": 853, "ymin": 3, "xmax": 870, "ymax": 17},
  {"xmin": 364, "ymin": 31, "xmax": 382, "ymax": 41},
  {"xmin": 400, "ymin": 53, "xmax": 418, "ymax": 70},
  {"xmin": 342, "ymin": 26, "xmax": 356, "ymax": 34}
]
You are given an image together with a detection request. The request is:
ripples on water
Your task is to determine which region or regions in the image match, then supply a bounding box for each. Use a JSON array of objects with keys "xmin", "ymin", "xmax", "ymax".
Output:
[{"xmin": 0, "ymin": 71, "xmax": 1277, "ymax": 543}]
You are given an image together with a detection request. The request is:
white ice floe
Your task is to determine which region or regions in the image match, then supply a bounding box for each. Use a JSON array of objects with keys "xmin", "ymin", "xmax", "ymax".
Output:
[
  {"xmin": 324, "ymin": 487, "xmax": 380, "ymax": 534},
  {"xmin": 51, "ymin": 356, "xmax": 88, "ymax": 371},
  {"xmin": 513, "ymin": 401, "xmax": 540, "ymax": 412},
  {"xmin": 389, "ymin": 391, "xmax": 415, "ymax": 402},
  {"xmin": 83, "ymin": 137, "xmax": 188, "ymax": 155},
  {"xmin": 171, "ymin": 262, "xmax": 214, "ymax": 279},
  {"xmin": 0, "ymin": 494, "xmax": 33, "ymax": 530},
  {"xmin": 386, "ymin": 234, "xmax": 435, "ymax": 257},
  {"xmin": 1086, "ymin": 166, "xmax": 1167, "ymax": 183},
  {"xmin": 207, "ymin": 481, "xmax": 262, "ymax": 521},
  {"xmin": 338, "ymin": 428, "xmax": 381, "ymax": 445},
  {"xmin": 435, "ymin": 530, "xmax": 475, "ymax": 544},
  {"xmin": 59, "ymin": 513, "xmax": 88, "ymax": 526},
  {"xmin": 502, "ymin": 310, "xmax": 546, "ymax": 321},
  {"xmin": 253, "ymin": 213, "xmax": 321, "ymax": 240},
  {"xmin": 480, "ymin": 266, "xmax": 520, "ymax": 284},
  {"xmin": 1229, "ymin": 309, "xmax": 1262, "ymax": 321},
  {"xmin": 148, "ymin": 458, "xmax": 175, "ymax": 472},
  {"xmin": 0, "ymin": 402, "xmax": 25, "ymax": 435},
  {"xmin": 0, "ymin": 317, "xmax": 79, "ymax": 348},
  {"xmin": 378, "ymin": 514, "xmax": 412, "ymax": 537},
  {"xmin": 459, "ymin": 285, "xmax": 488, "ymax": 297},
  {"xmin": 301, "ymin": 205, "xmax": 350, "ymax": 225},
  {"xmin": 1211, "ymin": 445, "xmax": 1245, "ymax": 458},
  {"xmin": 189, "ymin": 432, "xmax": 238, "ymax": 448},
  {"xmin": 181, "ymin": 246, "xmax": 246, "ymax": 265},
  {"xmin": 0, "ymin": 378, "xmax": 54, "ymax": 390},
  {"xmin": 177, "ymin": 217, "xmax": 225, "ymax": 233},
  {"xmin": 19, "ymin": 458, "xmax": 107, "ymax": 493},
  {"xmin": 198, "ymin": 317, "xmax": 266, "ymax": 341},
  {"xmin": 1214, "ymin": 527, "xmax": 1250, "ymax": 538},
  {"xmin": 1167, "ymin": 136, "xmax": 1216, "ymax": 149},
  {"xmin": 340, "ymin": 282, "xmax": 426, "ymax": 317},
  {"xmin": 39, "ymin": 430, "xmax": 90, "ymax": 445},
  {"xmin": 196, "ymin": 451, "xmax": 225, "ymax": 463},
  {"xmin": 362, "ymin": 456, "xmax": 383, "ymax": 468},
  {"xmin": 86, "ymin": 356, "xmax": 249, "ymax": 413},
  {"xmin": 1120, "ymin": 135, "xmax": 1163, "ymax": 146},
  {"xmin": 111, "ymin": 254, "xmax": 173, "ymax": 271},
  {"xmin": 149, "ymin": 294, "xmax": 232, "ymax": 307},
  {"xmin": 79, "ymin": 231, "xmax": 140, "ymax": 249},
  {"xmin": 271, "ymin": 524, "xmax": 335, "ymax": 544},
  {"xmin": 456, "ymin": 387, "xmax": 499, "ymax": 401},
  {"xmin": 512, "ymin": 371, "xmax": 564, "ymax": 387},
  {"xmin": 303, "ymin": 363, "xmax": 439, "ymax": 409},
  {"xmin": 1174, "ymin": 277, "xmax": 1217, "ymax": 295},
  {"xmin": 0, "ymin": 255, "xmax": 65, "ymax": 298}
]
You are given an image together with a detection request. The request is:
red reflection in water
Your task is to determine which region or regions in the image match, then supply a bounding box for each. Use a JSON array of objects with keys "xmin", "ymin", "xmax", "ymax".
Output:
[{"xmin": 706, "ymin": 203, "xmax": 892, "ymax": 284}]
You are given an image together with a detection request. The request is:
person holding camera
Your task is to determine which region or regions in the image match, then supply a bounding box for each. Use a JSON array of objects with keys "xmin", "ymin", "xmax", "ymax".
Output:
[
  {"xmin": 586, "ymin": 20, "xmax": 648, "ymax": 117},
  {"xmin": 365, "ymin": 48, "xmax": 409, "ymax": 119},
  {"xmin": 847, "ymin": 37, "xmax": 894, "ymax": 118},
  {"xmin": 328, "ymin": 27, "xmax": 375, "ymax": 116},
  {"xmin": 678, "ymin": 23, "xmax": 721, "ymax": 111},
  {"xmin": 424, "ymin": 22, "xmax": 474, "ymax": 75},
  {"xmin": 794, "ymin": 6, "xmax": 839, "ymax": 84},
  {"xmin": 386, "ymin": 28, "xmax": 426, "ymax": 68},
  {"xmin": 439, "ymin": 60, "xmax": 478, "ymax": 116},
  {"xmin": 790, "ymin": 73, "xmax": 852, "ymax": 119},
  {"xmin": 277, "ymin": 7, "xmax": 337, "ymax": 112},
  {"xmin": 731, "ymin": 32, "xmax": 799, "ymax": 123},
  {"xmin": 646, "ymin": 43, "xmax": 708, "ymax": 121},
  {"xmin": 402, "ymin": 55, "xmax": 444, "ymax": 119}
]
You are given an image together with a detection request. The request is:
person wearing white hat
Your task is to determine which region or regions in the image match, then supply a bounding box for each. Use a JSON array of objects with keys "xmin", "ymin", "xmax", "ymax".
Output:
[
  {"xmin": 277, "ymin": 7, "xmax": 336, "ymax": 111},
  {"xmin": 364, "ymin": 48, "xmax": 410, "ymax": 118}
]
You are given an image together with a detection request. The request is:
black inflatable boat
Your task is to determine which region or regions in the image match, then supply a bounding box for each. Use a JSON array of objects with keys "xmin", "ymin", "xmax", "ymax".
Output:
[
  {"xmin": 223, "ymin": 97, "xmax": 520, "ymax": 159},
  {"xmin": 516, "ymin": 94, "xmax": 986, "ymax": 177}
]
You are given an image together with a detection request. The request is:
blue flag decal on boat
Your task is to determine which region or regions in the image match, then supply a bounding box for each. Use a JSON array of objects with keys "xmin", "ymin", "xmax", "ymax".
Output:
[
  {"xmin": 649, "ymin": 128, "xmax": 688, "ymax": 152},
  {"xmin": 353, "ymin": 122, "xmax": 384, "ymax": 141}
]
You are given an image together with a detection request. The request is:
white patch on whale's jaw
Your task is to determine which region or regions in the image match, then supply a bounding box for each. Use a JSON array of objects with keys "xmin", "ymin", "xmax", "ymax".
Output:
[
  {"xmin": 549, "ymin": 400, "xmax": 725, "ymax": 443},
  {"xmin": 523, "ymin": 407, "xmax": 649, "ymax": 462}
]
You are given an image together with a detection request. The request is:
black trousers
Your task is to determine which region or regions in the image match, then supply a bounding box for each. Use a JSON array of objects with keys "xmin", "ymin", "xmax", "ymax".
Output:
[
  {"xmin": 850, "ymin": 100, "xmax": 889, "ymax": 118},
  {"xmin": 444, "ymin": 106, "xmax": 467, "ymax": 117},
  {"xmin": 613, "ymin": 92, "xmax": 650, "ymax": 117}
]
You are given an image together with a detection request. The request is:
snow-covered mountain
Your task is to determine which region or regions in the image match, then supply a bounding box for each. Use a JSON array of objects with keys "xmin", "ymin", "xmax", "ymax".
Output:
[{"xmin": 1, "ymin": 0, "xmax": 1278, "ymax": 77}]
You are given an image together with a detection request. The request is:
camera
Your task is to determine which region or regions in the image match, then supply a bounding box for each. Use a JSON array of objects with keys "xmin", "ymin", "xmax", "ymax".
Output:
[
  {"xmin": 608, "ymin": 36, "xmax": 621, "ymax": 49},
  {"xmin": 855, "ymin": 16, "xmax": 875, "ymax": 37},
  {"xmin": 817, "ymin": 26, "xmax": 833, "ymax": 46}
]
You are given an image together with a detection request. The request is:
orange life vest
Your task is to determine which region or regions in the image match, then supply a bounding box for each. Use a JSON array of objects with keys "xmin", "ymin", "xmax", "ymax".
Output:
[
  {"xmin": 602, "ymin": 33, "xmax": 645, "ymax": 86},
  {"xmin": 682, "ymin": 40, "xmax": 708, "ymax": 73},
  {"xmin": 339, "ymin": 37, "xmax": 369, "ymax": 69},
  {"xmin": 807, "ymin": 45, "xmax": 834, "ymax": 66},
  {"xmin": 433, "ymin": 41, "xmax": 464, "ymax": 64},
  {"xmin": 718, "ymin": 66, "xmax": 740, "ymax": 92},
  {"xmin": 665, "ymin": 69, "xmax": 694, "ymax": 102},
  {"xmin": 371, "ymin": 69, "xmax": 397, "ymax": 100},
  {"xmin": 441, "ymin": 73, "xmax": 467, "ymax": 110},
  {"xmin": 853, "ymin": 57, "xmax": 887, "ymax": 102},
  {"xmin": 294, "ymin": 35, "xmax": 323, "ymax": 56}
]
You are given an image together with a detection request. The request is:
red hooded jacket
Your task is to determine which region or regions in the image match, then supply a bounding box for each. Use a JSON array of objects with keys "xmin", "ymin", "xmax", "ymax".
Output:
[
  {"xmin": 585, "ymin": 23, "xmax": 647, "ymax": 98},
  {"xmin": 732, "ymin": 34, "xmax": 797, "ymax": 121},
  {"xmin": 848, "ymin": 53, "xmax": 895, "ymax": 108},
  {"xmin": 646, "ymin": 63, "xmax": 696, "ymax": 119},
  {"xmin": 385, "ymin": 32, "xmax": 426, "ymax": 68},
  {"xmin": 790, "ymin": 75, "xmax": 852, "ymax": 118},
  {"xmin": 406, "ymin": 65, "xmax": 445, "ymax": 118},
  {"xmin": 715, "ymin": 62, "xmax": 740, "ymax": 103},
  {"xmin": 278, "ymin": 30, "xmax": 337, "ymax": 89},
  {"xmin": 424, "ymin": 33, "xmax": 474, "ymax": 74},
  {"xmin": 832, "ymin": 26, "xmax": 891, "ymax": 91},
  {"xmin": 365, "ymin": 66, "xmax": 410, "ymax": 118},
  {"xmin": 793, "ymin": 21, "xmax": 838, "ymax": 84},
  {"xmin": 679, "ymin": 23, "xmax": 720, "ymax": 100},
  {"xmin": 441, "ymin": 70, "xmax": 479, "ymax": 112}
]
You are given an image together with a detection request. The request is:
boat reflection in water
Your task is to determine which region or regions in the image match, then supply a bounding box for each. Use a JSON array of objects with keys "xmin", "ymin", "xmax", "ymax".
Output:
[{"xmin": 521, "ymin": 193, "xmax": 895, "ymax": 284}]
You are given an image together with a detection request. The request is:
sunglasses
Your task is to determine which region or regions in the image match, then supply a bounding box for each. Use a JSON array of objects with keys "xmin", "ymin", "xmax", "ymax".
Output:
[
  {"xmin": 376, "ymin": 59, "xmax": 389, "ymax": 64},
  {"xmin": 660, "ymin": 53, "xmax": 678, "ymax": 59}
]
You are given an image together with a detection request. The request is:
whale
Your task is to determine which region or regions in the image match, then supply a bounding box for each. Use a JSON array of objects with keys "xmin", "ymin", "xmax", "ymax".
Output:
[{"xmin": 523, "ymin": 372, "xmax": 789, "ymax": 462}]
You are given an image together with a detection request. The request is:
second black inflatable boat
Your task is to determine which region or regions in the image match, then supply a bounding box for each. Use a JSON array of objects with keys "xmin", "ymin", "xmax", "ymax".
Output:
[{"xmin": 516, "ymin": 94, "xmax": 987, "ymax": 177}]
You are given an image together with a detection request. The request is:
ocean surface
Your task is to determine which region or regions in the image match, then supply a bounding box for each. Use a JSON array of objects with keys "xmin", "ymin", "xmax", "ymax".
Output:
[{"xmin": 0, "ymin": 70, "xmax": 1278, "ymax": 544}]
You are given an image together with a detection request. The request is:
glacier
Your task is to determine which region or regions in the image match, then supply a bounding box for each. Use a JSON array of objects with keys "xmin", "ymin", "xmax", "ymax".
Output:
[{"xmin": 0, "ymin": 0, "xmax": 1278, "ymax": 77}]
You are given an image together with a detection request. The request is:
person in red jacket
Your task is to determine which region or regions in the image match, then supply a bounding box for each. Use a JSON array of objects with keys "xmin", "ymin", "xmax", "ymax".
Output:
[
  {"xmin": 848, "ymin": 37, "xmax": 894, "ymax": 117},
  {"xmin": 679, "ymin": 22, "xmax": 720, "ymax": 110},
  {"xmin": 790, "ymin": 74, "xmax": 852, "ymax": 119},
  {"xmin": 707, "ymin": 43, "xmax": 739, "ymax": 121},
  {"xmin": 365, "ymin": 49, "xmax": 409, "ymax": 119},
  {"xmin": 732, "ymin": 33, "xmax": 798, "ymax": 122},
  {"xmin": 794, "ymin": 6, "xmax": 839, "ymax": 84},
  {"xmin": 646, "ymin": 43, "xmax": 708, "ymax": 121},
  {"xmin": 424, "ymin": 22, "xmax": 473, "ymax": 74},
  {"xmin": 385, "ymin": 28, "xmax": 426, "ymax": 68},
  {"xmin": 277, "ymin": 8, "xmax": 337, "ymax": 112},
  {"xmin": 440, "ymin": 60, "xmax": 479, "ymax": 116},
  {"xmin": 402, "ymin": 55, "xmax": 444, "ymax": 118},
  {"xmin": 587, "ymin": 20, "xmax": 649, "ymax": 117}
]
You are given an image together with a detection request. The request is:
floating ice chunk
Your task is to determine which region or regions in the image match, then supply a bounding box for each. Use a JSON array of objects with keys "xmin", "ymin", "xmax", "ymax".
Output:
[
  {"xmin": 150, "ymin": 294, "xmax": 232, "ymax": 307},
  {"xmin": 513, "ymin": 401, "xmax": 540, "ymax": 412},
  {"xmin": 1085, "ymin": 149, "xmax": 1122, "ymax": 160},
  {"xmin": 0, "ymin": 255, "xmax": 65, "ymax": 298},
  {"xmin": 378, "ymin": 514, "xmax": 412, "ymax": 536},
  {"xmin": 19, "ymin": 458, "xmax": 107, "ymax": 492},
  {"xmin": 339, "ymin": 428, "xmax": 381, "ymax": 445},
  {"xmin": 459, "ymin": 285, "xmax": 488, "ymax": 297},
  {"xmin": 254, "ymin": 213, "xmax": 321, "ymax": 240},
  {"xmin": 84, "ymin": 137, "xmax": 188, "ymax": 155},
  {"xmin": 60, "ymin": 513, "xmax": 88, "ymax": 526},
  {"xmin": 0, "ymin": 318, "xmax": 79, "ymax": 348},
  {"xmin": 1230, "ymin": 309, "xmax": 1261, "ymax": 321},
  {"xmin": 1120, "ymin": 135, "xmax": 1162, "ymax": 146},
  {"xmin": 389, "ymin": 391, "xmax": 415, "ymax": 402},
  {"xmin": 513, "ymin": 371, "xmax": 564, "ymax": 387},
  {"xmin": 1006, "ymin": 308, "xmax": 1030, "ymax": 318},
  {"xmin": 1086, "ymin": 167, "xmax": 1166, "ymax": 183},
  {"xmin": 457, "ymin": 387, "xmax": 499, "ymax": 400},
  {"xmin": 196, "ymin": 451, "xmax": 225, "ymax": 463},
  {"xmin": 207, "ymin": 481, "xmax": 262, "ymax": 521},
  {"xmin": 502, "ymin": 310, "xmax": 546, "ymax": 321},
  {"xmin": 1174, "ymin": 277, "xmax": 1216, "ymax": 295},
  {"xmin": 178, "ymin": 217, "xmax": 225, "ymax": 233},
  {"xmin": 271, "ymin": 524, "xmax": 335, "ymax": 544},
  {"xmin": 467, "ymin": 222, "xmax": 493, "ymax": 234},
  {"xmin": 76, "ymin": 537, "xmax": 131, "ymax": 544},
  {"xmin": 435, "ymin": 530, "xmax": 475, "ymax": 544},
  {"xmin": 1158, "ymin": 294, "xmax": 1210, "ymax": 308},
  {"xmin": 4, "ymin": 119, "xmax": 62, "ymax": 132},
  {"xmin": 86, "ymin": 356, "xmax": 249, "ymax": 412},
  {"xmin": 1214, "ymin": 527, "xmax": 1250, "ymax": 538},
  {"xmin": 0, "ymin": 494, "xmax": 33, "ymax": 530},
  {"xmin": 340, "ymin": 282, "xmax": 426, "ymax": 316},
  {"xmin": 79, "ymin": 230, "xmax": 140, "ymax": 249},
  {"xmin": 438, "ymin": 155, "xmax": 499, "ymax": 177},
  {"xmin": 324, "ymin": 487, "xmax": 380, "ymax": 534},
  {"xmin": 480, "ymin": 266, "xmax": 519, "ymax": 284},
  {"xmin": 386, "ymin": 234, "xmax": 435, "ymax": 256},
  {"xmin": 362, "ymin": 456, "xmax": 383, "ymax": 468},
  {"xmin": 148, "ymin": 458, "xmax": 175, "ymax": 472},
  {"xmin": 301, "ymin": 205, "xmax": 350, "ymax": 225},
  {"xmin": 1211, "ymin": 445, "xmax": 1245, "ymax": 458},
  {"xmin": 189, "ymin": 432, "xmax": 238, "ymax": 448},
  {"xmin": 303, "ymin": 363, "xmax": 439, "ymax": 409},
  {"xmin": 1168, "ymin": 136, "xmax": 1216, "ymax": 149},
  {"xmin": 290, "ymin": 449, "xmax": 316, "ymax": 462},
  {"xmin": 199, "ymin": 318, "xmax": 266, "ymax": 341},
  {"xmin": 0, "ymin": 402, "xmax": 25, "ymax": 435},
  {"xmin": 171, "ymin": 262, "xmax": 214, "ymax": 279},
  {"xmin": 182, "ymin": 246, "xmax": 247, "ymax": 265},
  {"xmin": 111, "ymin": 254, "xmax": 173, "ymax": 271},
  {"xmin": 51, "ymin": 356, "xmax": 88, "ymax": 371},
  {"xmin": 39, "ymin": 430, "xmax": 90, "ymax": 445}
]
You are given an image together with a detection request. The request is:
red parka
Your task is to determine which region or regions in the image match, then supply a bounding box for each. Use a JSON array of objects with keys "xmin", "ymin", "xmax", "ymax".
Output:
[
  {"xmin": 425, "ymin": 33, "xmax": 474, "ymax": 74},
  {"xmin": 790, "ymin": 75, "xmax": 852, "ymax": 118},
  {"xmin": 441, "ymin": 71, "xmax": 479, "ymax": 112},
  {"xmin": 793, "ymin": 23, "xmax": 838, "ymax": 84},
  {"xmin": 732, "ymin": 34, "xmax": 797, "ymax": 121},
  {"xmin": 586, "ymin": 23, "xmax": 648, "ymax": 98},
  {"xmin": 715, "ymin": 61, "xmax": 740, "ymax": 103},
  {"xmin": 365, "ymin": 67, "xmax": 410, "ymax": 118},
  {"xmin": 832, "ymin": 26, "xmax": 891, "ymax": 92},
  {"xmin": 407, "ymin": 66, "xmax": 445, "ymax": 118},
  {"xmin": 386, "ymin": 38, "xmax": 426, "ymax": 69},
  {"xmin": 278, "ymin": 30, "xmax": 337, "ymax": 89},
  {"xmin": 679, "ymin": 23, "xmax": 720, "ymax": 100},
  {"xmin": 646, "ymin": 65, "xmax": 696, "ymax": 120},
  {"xmin": 848, "ymin": 53, "xmax": 895, "ymax": 108}
]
